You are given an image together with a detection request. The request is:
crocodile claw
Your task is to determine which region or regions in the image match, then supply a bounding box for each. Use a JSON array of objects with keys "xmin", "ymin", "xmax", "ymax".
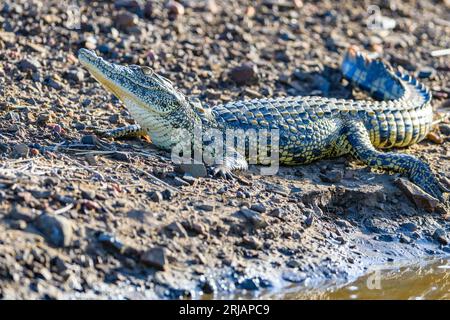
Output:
[
  {"xmin": 438, "ymin": 176, "xmax": 450, "ymax": 193},
  {"xmin": 212, "ymin": 165, "xmax": 236, "ymax": 180}
]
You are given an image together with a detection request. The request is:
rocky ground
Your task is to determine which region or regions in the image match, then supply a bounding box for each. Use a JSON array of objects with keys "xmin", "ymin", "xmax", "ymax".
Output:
[{"xmin": 0, "ymin": 0, "xmax": 449, "ymax": 299}]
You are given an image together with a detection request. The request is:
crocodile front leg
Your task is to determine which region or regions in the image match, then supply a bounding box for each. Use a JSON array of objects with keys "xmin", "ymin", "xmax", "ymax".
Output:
[
  {"xmin": 95, "ymin": 124, "xmax": 148, "ymax": 139},
  {"xmin": 344, "ymin": 120, "xmax": 445, "ymax": 201}
]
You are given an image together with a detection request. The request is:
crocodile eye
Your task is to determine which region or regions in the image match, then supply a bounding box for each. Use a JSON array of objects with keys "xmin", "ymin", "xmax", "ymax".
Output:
[{"xmin": 141, "ymin": 66, "xmax": 154, "ymax": 76}]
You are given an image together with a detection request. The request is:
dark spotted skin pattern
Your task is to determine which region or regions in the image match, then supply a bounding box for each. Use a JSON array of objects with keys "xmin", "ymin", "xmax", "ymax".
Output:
[{"xmin": 79, "ymin": 47, "xmax": 446, "ymax": 202}]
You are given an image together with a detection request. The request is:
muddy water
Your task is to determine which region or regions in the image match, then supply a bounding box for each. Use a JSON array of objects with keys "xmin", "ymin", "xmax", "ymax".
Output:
[{"xmin": 280, "ymin": 258, "xmax": 450, "ymax": 300}]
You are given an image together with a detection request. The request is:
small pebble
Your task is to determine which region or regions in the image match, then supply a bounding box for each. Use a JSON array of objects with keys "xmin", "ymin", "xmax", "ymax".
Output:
[
  {"xmin": 167, "ymin": 1, "xmax": 185, "ymax": 18},
  {"xmin": 400, "ymin": 222, "xmax": 418, "ymax": 232},
  {"xmin": 426, "ymin": 132, "xmax": 444, "ymax": 144},
  {"xmin": 229, "ymin": 63, "xmax": 258, "ymax": 85},
  {"xmin": 439, "ymin": 124, "xmax": 450, "ymax": 136},
  {"xmin": 148, "ymin": 191, "xmax": 163, "ymax": 202},
  {"xmin": 144, "ymin": 1, "xmax": 153, "ymax": 18},
  {"xmin": 12, "ymin": 143, "xmax": 29, "ymax": 158},
  {"xmin": 98, "ymin": 232, "xmax": 125, "ymax": 253},
  {"xmin": 114, "ymin": 0, "xmax": 143, "ymax": 14},
  {"xmin": 65, "ymin": 69, "xmax": 84, "ymax": 83},
  {"xmin": 196, "ymin": 203, "xmax": 214, "ymax": 211},
  {"xmin": 18, "ymin": 58, "xmax": 41, "ymax": 72},
  {"xmin": 10, "ymin": 219, "xmax": 27, "ymax": 230},
  {"xmin": 250, "ymin": 203, "xmax": 266, "ymax": 213},
  {"xmin": 115, "ymin": 11, "xmax": 139, "ymax": 30},
  {"xmin": 433, "ymin": 228, "xmax": 448, "ymax": 245},
  {"xmin": 303, "ymin": 208, "xmax": 315, "ymax": 227},
  {"xmin": 417, "ymin": 67, "xmax": 436, "ymax": 79},
  {"xmin": 239, "ymin": 207, "xmax": 267, "ymax": 228}
]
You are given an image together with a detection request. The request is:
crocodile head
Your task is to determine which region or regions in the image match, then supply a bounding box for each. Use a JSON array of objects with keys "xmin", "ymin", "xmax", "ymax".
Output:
[
  {"xmin": 78, "ymin": 48, "xmax": 201, "ymax": 149},
  {"xmin": 78, "ymin": 48, "xmax": 188, "ymax": 115}
]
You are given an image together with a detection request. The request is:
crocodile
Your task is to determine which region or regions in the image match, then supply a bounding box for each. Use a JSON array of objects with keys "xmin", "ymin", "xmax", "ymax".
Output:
[{"xmin": 78, "ymin": 46, "xmax": 447, "ymax": 202}]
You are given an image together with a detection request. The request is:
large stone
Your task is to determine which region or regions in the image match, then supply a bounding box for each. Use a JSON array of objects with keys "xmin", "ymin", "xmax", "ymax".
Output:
[
  {"xmin": 35, "ymin": 214, "xmax": 73, "ymax": 247},
  {"xmin": 141, "ymin": 247, "xmax": 168, "ymax": 270},
  {"xmin": 395, "ymin": 178, "xmax": 439, "ymax": 212}
]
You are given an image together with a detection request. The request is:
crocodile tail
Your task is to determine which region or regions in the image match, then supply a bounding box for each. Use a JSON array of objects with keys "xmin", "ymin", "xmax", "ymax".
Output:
[{"xmin": 341, "ymin": 46, "xmax": 431, "ymax": 106}]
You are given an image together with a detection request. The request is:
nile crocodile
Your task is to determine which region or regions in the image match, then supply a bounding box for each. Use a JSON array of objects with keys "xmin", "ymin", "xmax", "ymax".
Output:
[{"xmin": 78, "ymin": 47, "xmax": 447, "ymax": 202}]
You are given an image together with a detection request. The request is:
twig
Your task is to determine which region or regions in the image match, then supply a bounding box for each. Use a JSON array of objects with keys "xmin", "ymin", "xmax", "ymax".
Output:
[
  {"xmin": 54, "ymin": 203, "xmax": 74, "ymax": 215},
  {"xmin": 1, "ymin": 157, "xmax": 42, "ymax": 166},
  {"xmin": 431, "ymin": 48, "xmax": 450, "ymax": 57},
  {"xmin": 59, "ymin": 153, "xmax": 107, "ymax": 182},
  {"xmin": 74, "ymin": 148, "xmax": 170, "ymax": 163},
  {"xmin": 0, "ymin": 133, "xmax": 14, "ymax": 139},
  {"xmin": 8, "ymin": 105, "xmax": 41, "ymax": 110},
  {"xmin": 129, "ymin": 164, "xmax": 179, "ymax": 193},
  {"xmin": 74, "ymin": 150, "xmax": 118, "ymax": 156},
  {"xmin": 432, "ymin": 113, "xmax": 450, "ymax": 126}
]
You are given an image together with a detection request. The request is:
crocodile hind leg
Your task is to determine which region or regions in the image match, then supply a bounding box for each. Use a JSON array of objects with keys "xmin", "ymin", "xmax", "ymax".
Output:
[
  {"xmin": 95, "ymin": 124, "xmax": 149, "ymax": 140},
  {"xmin": 344, "ymin": 120, "xmax": 445, "ymax": 201}
]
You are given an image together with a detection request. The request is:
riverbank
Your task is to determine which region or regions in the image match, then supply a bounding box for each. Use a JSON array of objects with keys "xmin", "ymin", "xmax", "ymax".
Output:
[{"xmin": 0, "ymin": 0, "xmax": 449, "ymax": 299}]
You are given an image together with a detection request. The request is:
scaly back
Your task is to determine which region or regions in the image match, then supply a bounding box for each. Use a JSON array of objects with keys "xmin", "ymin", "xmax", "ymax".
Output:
[{"xmin": 213, "ymin": 47, "xmax": 433, "ymax": 149}]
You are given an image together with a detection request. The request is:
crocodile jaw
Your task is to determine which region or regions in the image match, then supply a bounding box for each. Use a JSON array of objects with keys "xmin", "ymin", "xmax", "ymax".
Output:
[
  {"xmin": 78, "ymin": 49, "xmax": 147, "ymax": 112},
  {"xmin": 78, "ymin": 49, "xmax": 191, "ymax": 149}
]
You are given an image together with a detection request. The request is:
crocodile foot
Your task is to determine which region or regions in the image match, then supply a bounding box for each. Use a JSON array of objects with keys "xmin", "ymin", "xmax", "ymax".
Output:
[{"xmin": 211, "ymin": 164, "xmax": 236, "ymax": 180}]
